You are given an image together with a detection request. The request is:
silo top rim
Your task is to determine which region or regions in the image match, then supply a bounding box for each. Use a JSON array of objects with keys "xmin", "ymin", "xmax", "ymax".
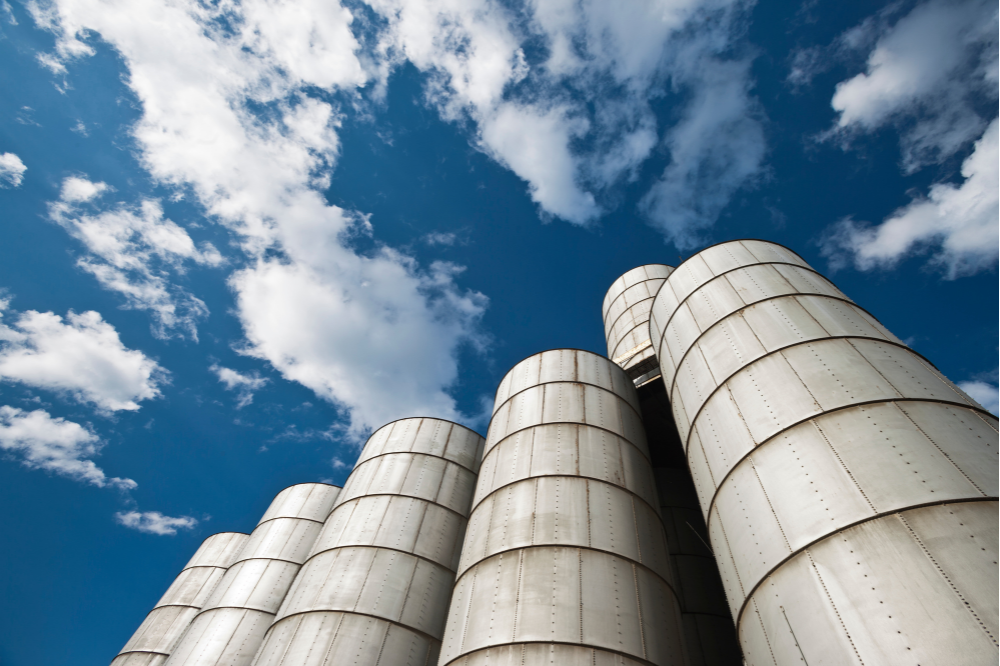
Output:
[
  {"xmin": 601, "ymin": 264, "xmax": 674, "ymax": 310},
  {"xmin": 491, "ymin": 347, "xmax": 629, "ymax": 409},
  {"xmin": 367, "ymin": 416, "xmax": 485, "ymax": 441},
  {"xmin": 663, "ymin": 238, "xmax": 808, "ymax": 280}
]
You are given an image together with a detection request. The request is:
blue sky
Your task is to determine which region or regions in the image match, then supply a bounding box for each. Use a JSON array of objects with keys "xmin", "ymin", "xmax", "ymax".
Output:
[{"xmin": 0, "ymin": 0, "xmax": 996, "ymax": 663}]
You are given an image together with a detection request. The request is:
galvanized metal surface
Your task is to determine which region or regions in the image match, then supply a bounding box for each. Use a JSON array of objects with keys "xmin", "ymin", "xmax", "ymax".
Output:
[
  {"xmin": 603, "ymin": 265, "xmax": 674, "ymax": 378},
  {"xmin": 112, "ymin": 532, "xmax": 249, "ymax": 664},
  {"xmin": 648, "ymin": 239, "xmax": 1000, "ymax": 665},
  {"xmin": 439, "ymin": 349, "xmax": 688, "ymax": 666},
  {"xmin": 163, "ymin": 484, "xmax": 340, "ymax": 666},
  {"xmin": 250, "ymin": 418, "xmax": 484, "ymax": 666}
]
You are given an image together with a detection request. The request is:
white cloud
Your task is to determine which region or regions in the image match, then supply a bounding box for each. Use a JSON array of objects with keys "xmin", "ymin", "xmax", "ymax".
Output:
[
  {"xmin": 48, "ymin": 176, "xmax": 222, "ymax": 340},
  {"xmin": 959, "ymin": 380, "xmax": 999, "ymax": 415},
  {"xmin": 0, "ymin": 300, "xmax": 166, "ymax": 412},
  {"xmin": 0, "ymin": 152, "xmax": 27, "ymax": 187},
  {"xmin": 115, "ymin": 510, "xmax": 197, "ymax": 535},
  {"xmin": 31, "ymin": 0, "xmax": 487, "ymax": 438},
  {"xmin": 0, "ymin": 405, "xmax": 136, "ymax": 489},
  {"xmin": 210, "ymin": 364, "xmax": 268, "ymax": 408},
  {"xmin": 822, "ymin": 118, "xmax": 998, "ymax": 278},
  {"xmin": 828, "ymin": 0, "xmax": 997, "ymax": 171},
  {"xmin": 369, "ymin": 0, "xmax": 762, "ymax": 234}
]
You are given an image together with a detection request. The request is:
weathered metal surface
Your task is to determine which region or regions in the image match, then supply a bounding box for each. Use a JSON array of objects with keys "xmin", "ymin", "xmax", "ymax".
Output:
[
  {"xmin": 111, "ymin": 532, "xmax": 249, "ymax": 664},
  {"xmin": 163, "ymin": 484, "xmax": 340, "ymax": 666},
  {"xmin": 250, "ymin": 418, "xmax": 484, "ymax": 666},
  {"xmin": 648, "ymin": 239, "xmax": 1000, "ymax": 664},
  {"xmin": 439, "ymin": 349, "xmax": 688, "ymax": 666}
]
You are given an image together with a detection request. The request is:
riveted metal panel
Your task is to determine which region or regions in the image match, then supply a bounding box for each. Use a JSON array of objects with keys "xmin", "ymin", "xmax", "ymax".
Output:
[
  {"xmin": 742, "ymin": 503, "xmax": 998, "ymax": 666},
  {"xmin": 153, "ymin": 564, "xmax": 228, "ymax": 610},
  {"xmin": 440, "ymin": 548, "xmax": 687, "ymax": 666},
  {"xmin": 165, "ymin": 608, "xmax": 272, "ymax": 666},
  {"xmin": 354, "ymin": 418, "xmax": 484, "ymax": 474},
  {"xmin": 233, "ymin": 518, "xmax": 322, "ymax": 565},
  {"xmin": 256, "ymin": 484, "xmax": 339, "ymax": 525},
  {"xmin": 251, "ymin": 611, "xmax": 438, "ymax": 666},
  {"xmin": 651, "ymin": 240, "xmax": 999, "ymax": 664},
  {"xmin": 336, "ymin": 451, "xmax": 476, "ymax": 516},
  {"xmin": 110, "ymin": 653, "xmax": 167, "ymax": 666},
  {"xmin": 184, "ymin": 532, "xmax": 250, "ymax": 570},
  {"xmin": 448, "ymin": 643, "xmax": 652, "ymax": 666},
  {"xmin": 200, "ymin": 559, "xmax": 301, "ymax": 614},
  {"xmin": 119, "ymin": 605, "xmax": 201, "ymax": 657}
]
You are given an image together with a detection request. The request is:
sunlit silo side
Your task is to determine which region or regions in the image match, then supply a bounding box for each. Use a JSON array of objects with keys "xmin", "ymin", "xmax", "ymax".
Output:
[
  {"xmin": 249, "ymin": 417, "xmax": 484, "ymax": 666},
  {"xmin": 163, "ymin": 483, "xmax": 340, "ymax": 666},
  {"xmin": 438, "ymin": 349, "xmax": 688, "ymax": 666},
  {"xmin": 603, "ymin": 264, "xmax": 675, "ymax": 384},
  {"xmin": 111, "ymin": 532, "xmax": 248, "ymax": 666},
  {"xmin": 606, "ymin": 265, "xmax": 740, "ymax": 666},
  {"xmin": 648, "ymin": 239, "xmax": 999, "ymax": 665}
]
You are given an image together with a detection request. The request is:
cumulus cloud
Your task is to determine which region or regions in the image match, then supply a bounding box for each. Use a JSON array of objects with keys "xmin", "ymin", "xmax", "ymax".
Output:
[
  {"xmin": 32, "ymin": 0, "xmax": 487, "ymax": 438},
  {"xmin": 0, "ymin": 299, "xmax": 166, "ymax": 412},
  {"xmin": 0, "ymin": 405, "xmax": 136, "ymax": 489},
  {"xmin": 827, "ymin": 0, "xmax": 997, "ymax": 171},
  {"xmin": 959, "ymin": 379, "xmax": 999, "ymax": 415},
  {"xmin": 369, "ymin": 0, "xmax": 763, "ymax": 236},
  {"xmin": 211, "ymin": 364, "xmax": 268, "ymax": 408},
  {"xmin": 822, "ymin": 118, "xmax": 998, "ymax": 278},
  {"xmin": 115, "ymin": 510, "xmax": 197, "ymax": 535},
  {"xmin": 0, "ymin": 152, "xmax": 27, "ymax": 187},
  {"xmin": 48, "ymin": 176, "xmax": 222, "ymax": 340}
]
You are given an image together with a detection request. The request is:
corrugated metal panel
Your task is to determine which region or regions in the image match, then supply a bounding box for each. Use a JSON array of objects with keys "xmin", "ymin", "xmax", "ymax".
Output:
[
  {"xmin": 648, "ymin": 239, "xmax": 999, "ymax": 664},
  {"xmin": 162, "ymin": 484, "xmax": 340, "ymax": 666},
  {"xmin": 439, "ymin": 349, "xmax": 688, "ymax": 666},
  {"xmin": 250, "ymin": 418, "xmax": 484, "ymax": 666},
  {"xmin": 111, "ymin": 532, "xmax": 249, "ymax": 665}
]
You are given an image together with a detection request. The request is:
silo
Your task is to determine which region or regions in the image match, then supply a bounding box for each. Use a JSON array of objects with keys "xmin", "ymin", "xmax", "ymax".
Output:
[
  {"xmin": 250, "ymin": 417, "xmax": 484, "ymax": 666},
  {"xmin": 605, "ymin": 264, "xmax": 742, "ymax": 665},
  {"xmin": 438, "ymin": 348, "xmax": 689, "ymax": 666},
  {"xmin": 111, "ymin": 531, "xmax": 248, "ymax": 666},
  {"xmin": 163, "ymin": 483, "xmax": 341, "ymax": 666},
  {"xmin": 604, "ymin": 264, "xmax": 675, "ymax": 385},
  {"xmin": 647, "ymin": 239, "xmax": 999, "ymax": 664}
]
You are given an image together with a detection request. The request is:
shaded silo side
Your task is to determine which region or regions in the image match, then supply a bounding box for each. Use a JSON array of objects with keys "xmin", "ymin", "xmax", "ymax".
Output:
[
  {"xmin": 438, "ymin": 349, "xmax": 688, "ymax": 666},
  {"xmin": 603, "ymin": 264, "xmax": 675, "ymax": 385},
  {"xmin": 604, "ymin": 265, "xmax": 741, "ymax": 666},
  {"xmin": 111, "ymin": 531, "xmax": 248, "ymax": 666},
  {"xmin": 163, "ymin": 483, "xmax": 341, "ymax": 666},
  {"xmin": 250, "ymin": 417, "xmax": 484, "ymax": 666},
  {"xmin": 648, "ymin": 239, "xmax": 999, "ymax": 665}
]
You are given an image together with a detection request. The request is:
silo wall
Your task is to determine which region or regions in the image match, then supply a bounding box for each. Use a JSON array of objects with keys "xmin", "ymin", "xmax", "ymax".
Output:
[
  {"xmin": 648, "ymin": 239, "xmax": 999, "ymax": 665},
  {"xmin": 604, "ymin": 264, "xmax": 675, "ymax": 384},
  {"xmin": 605, "ymin": 265, "xmax": 741, "ymax": 665},
  {"xmin": 438, "ymin": 349, "xmax": 688, "ymax": 666},
  {"xmin": 163, "ymin": 483, "xmax": 341, "ymax": 666},
  {"xmin": 249, "ymin": 418, "xmax": 484, "ymax": 666},
  {"xmin": 111, "ymin": 531, "xmax": 248, "ymax": 666}
]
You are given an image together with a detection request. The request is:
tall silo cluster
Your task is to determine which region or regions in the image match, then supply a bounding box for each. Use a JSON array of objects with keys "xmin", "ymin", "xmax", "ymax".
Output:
[{"xmin": 112, "ymin": 239, "xmax": 997, "ymax": 666}]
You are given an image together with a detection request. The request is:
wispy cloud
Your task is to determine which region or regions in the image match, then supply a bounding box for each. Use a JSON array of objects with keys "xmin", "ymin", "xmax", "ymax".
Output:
[
  {"xmin": 0, "ymin": 152, "xmax": 26, "ymax": 187},
  {"xmin": 210, "ymin": 364, "xmax": 268, "ymax": 408},
  {"xmin": 47, "ymin": 176, "xmax": 223, "ymax": 341},
  {"xmin": 0, "ymin": 405, "xmax": 135, "ymax": 489},
  {"xmin": 115, "ymin": 510, "xmax": 197, "ymax": 535},
  {"xmin": 0, "ymin": 298, "xmax": 166, "ymax": 413}
]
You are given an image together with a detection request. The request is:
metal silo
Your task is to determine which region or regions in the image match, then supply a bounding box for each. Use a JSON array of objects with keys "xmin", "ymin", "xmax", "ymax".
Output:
[
  {"xmin": 604, "ymin": 264, "xmax": 675, "ymax": 385},
  {"xmin": 111, "ymin": 531, "xmax": 248, "ymax": 666},
  {"xmin": 163, "ymin": 483, "xmax": 341, "ymax": 666},
  {"xmin": 647, "ymin": 239, "xmax": 999, "ymax": 665},
  {"xmin": 249, "ymin": 418, "xmax": 484, "ymax": 666},
  {"xmin": 438, "ymin": 349, "xmax": 688, "ymax": 666},
  {"xmin": 605, "ymin": 265, "xmax": 742, "ymax": 665}
]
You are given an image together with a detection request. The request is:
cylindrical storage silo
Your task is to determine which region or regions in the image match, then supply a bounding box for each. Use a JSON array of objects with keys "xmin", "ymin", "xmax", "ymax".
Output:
[
  {"xmin": 250, "ymin": 418, "xmax": 484, "ymax": 666},
  {"xmin": 605, "ymin": 265, "xmax": 740, "ymax": 666},
  {"xmin": 438, "ymin": 349, "xmax": 689, "ymax": 666},
  {"xmin": 648, "ymin": 239, "xmax": 999, "ymax": 665},
  {"xmin": 163, "ymin": 483, "xmax": 341, "ymax": 666},
  {"xmin": 604, "ymin": 264, "xmax": 675, "ymax": 385},
  {"xmin": 111, "ymin": 532, "xmax": 248, "ymax": 666}
]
